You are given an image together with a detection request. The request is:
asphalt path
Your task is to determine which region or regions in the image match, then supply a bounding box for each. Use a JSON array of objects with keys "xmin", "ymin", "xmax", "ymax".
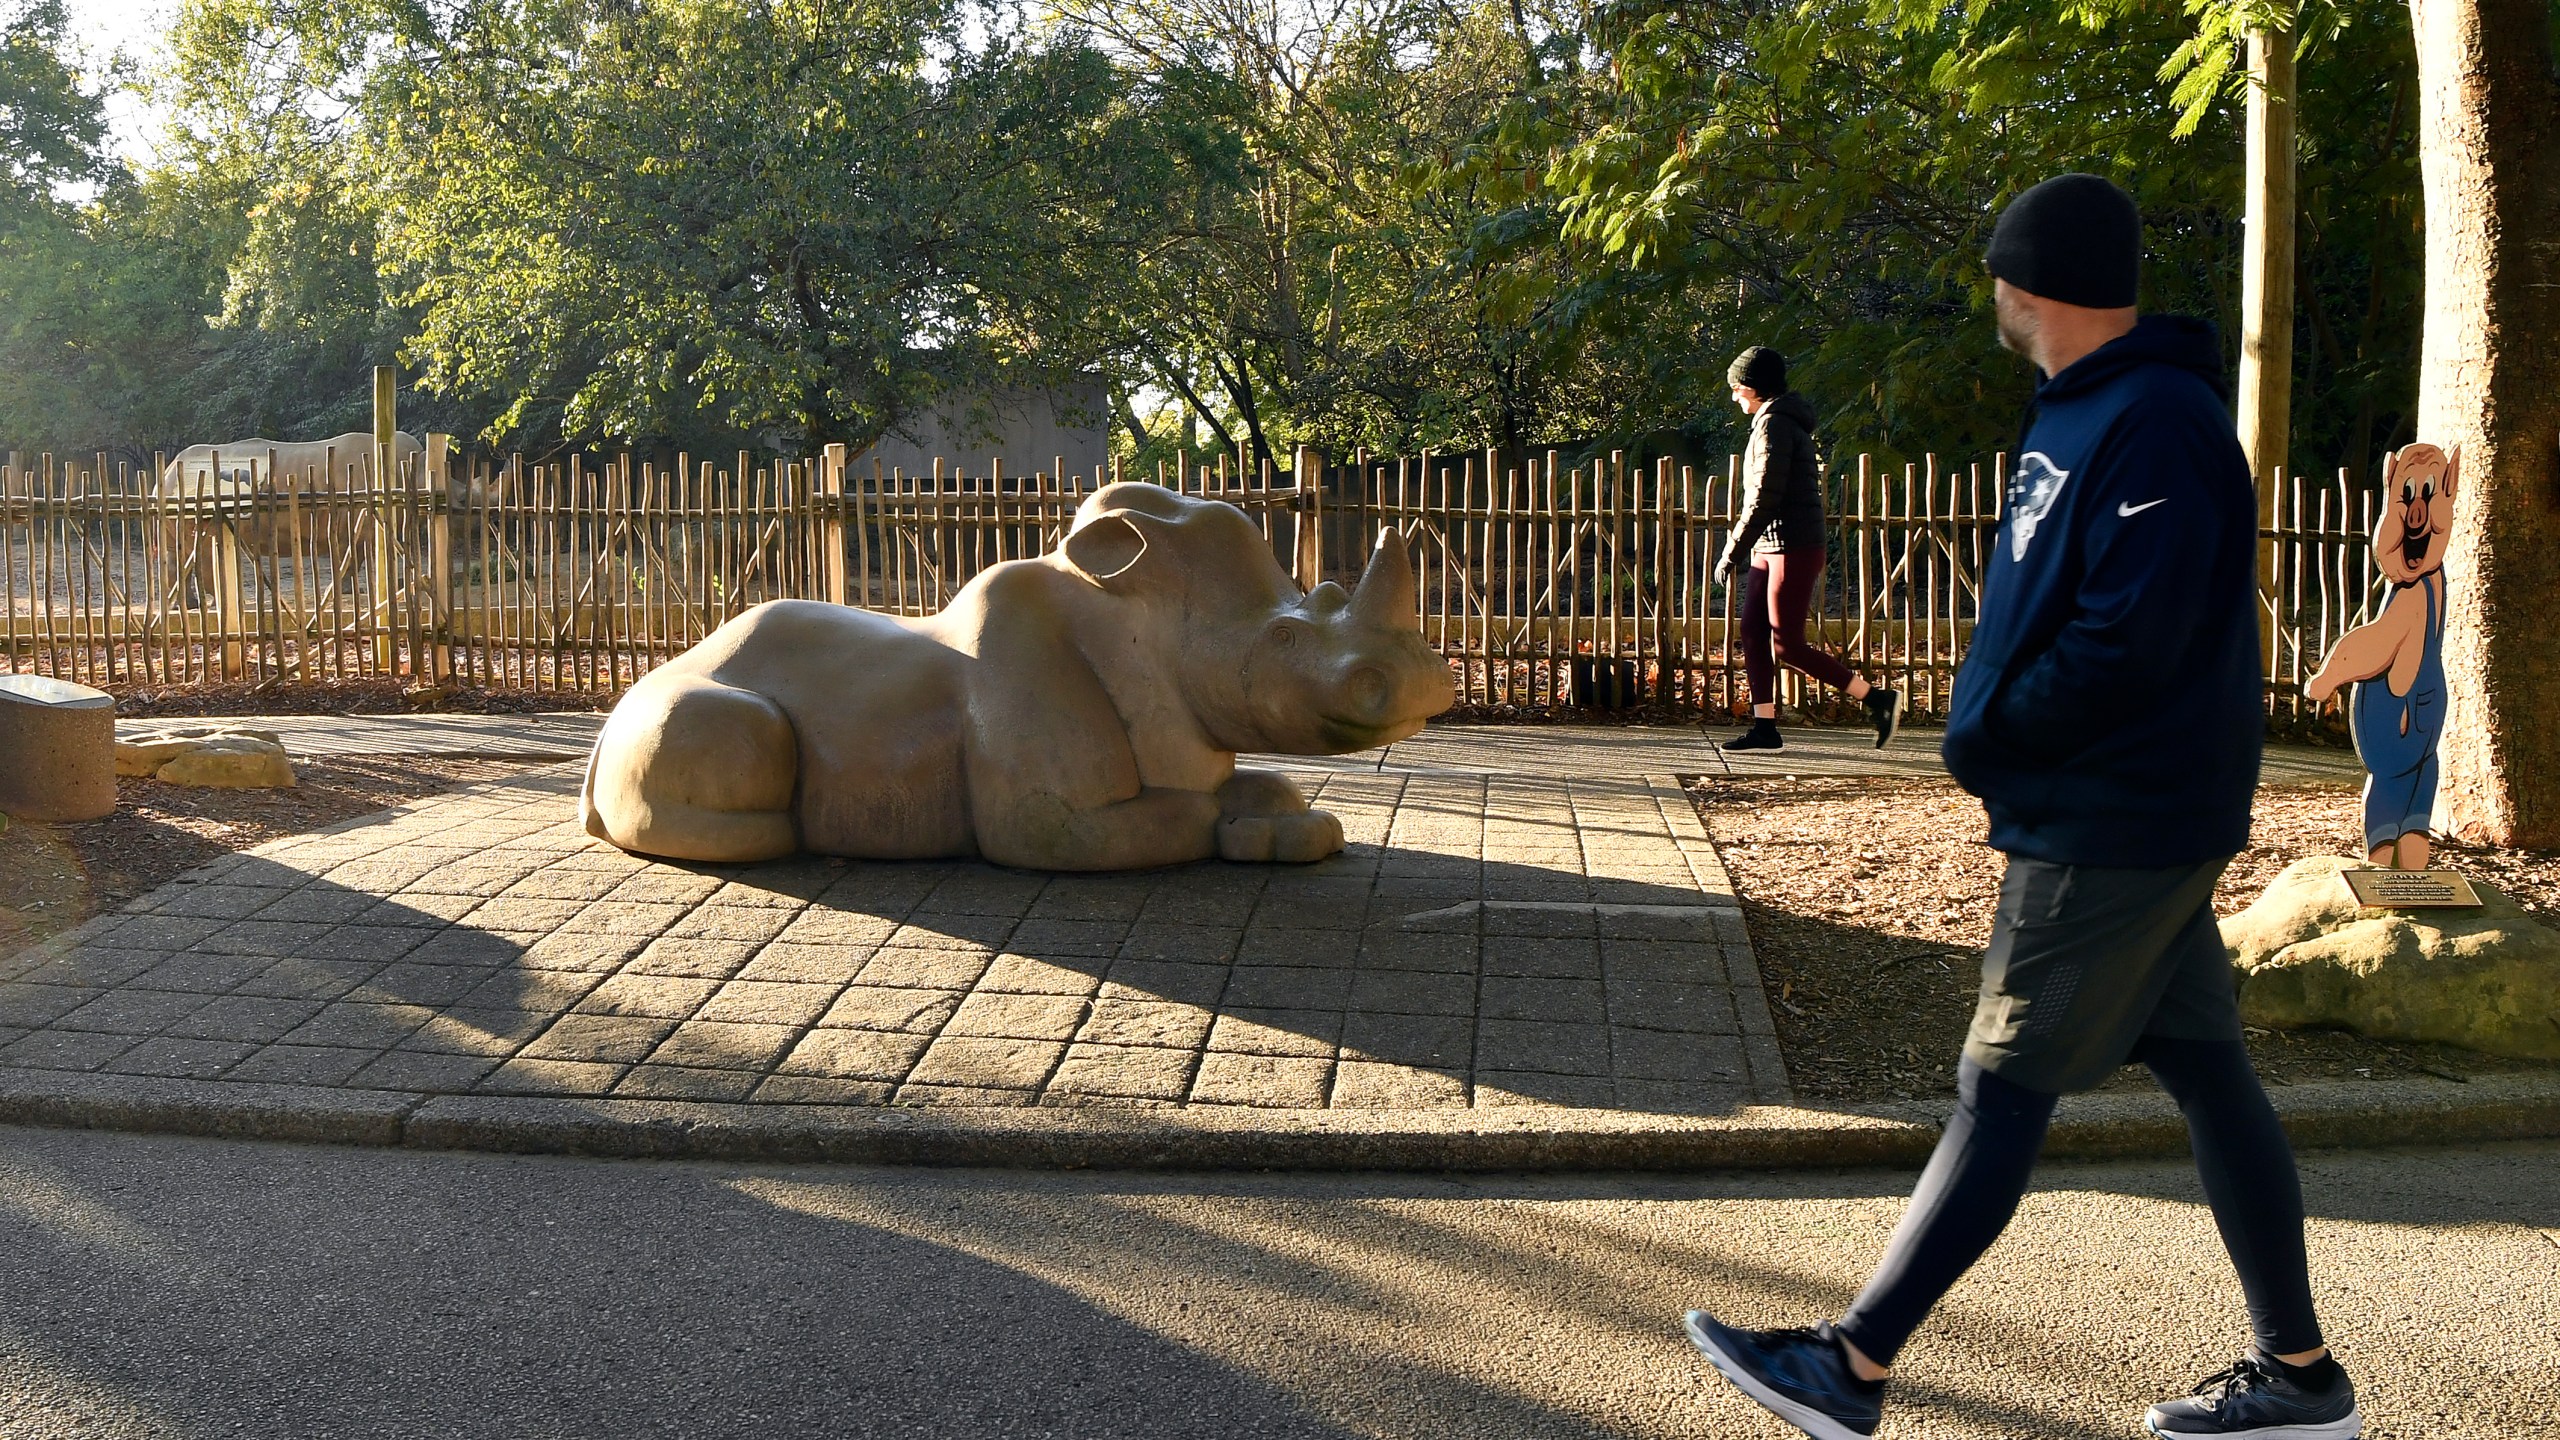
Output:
[{"xmin": 1, "ymin": 1127, "xmax": 2551, "ymax": 1439}]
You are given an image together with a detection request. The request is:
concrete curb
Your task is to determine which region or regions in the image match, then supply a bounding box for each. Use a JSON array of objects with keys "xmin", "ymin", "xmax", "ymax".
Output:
[{"xmin": 1, "ymin": 1067, "xmax": 2553, "ymax": 1170}]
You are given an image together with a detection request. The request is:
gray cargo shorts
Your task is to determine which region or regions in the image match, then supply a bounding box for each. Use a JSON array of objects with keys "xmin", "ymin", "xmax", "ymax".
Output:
[{"xmin": 1962, "ymin": 853, "xmax": 2243, "ymax": 1093}]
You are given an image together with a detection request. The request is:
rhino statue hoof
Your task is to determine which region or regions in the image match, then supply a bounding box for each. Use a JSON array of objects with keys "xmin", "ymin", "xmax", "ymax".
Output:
[{"xmin": 581, "ymin": 482, "xmax": 1455, "ymax": 871}]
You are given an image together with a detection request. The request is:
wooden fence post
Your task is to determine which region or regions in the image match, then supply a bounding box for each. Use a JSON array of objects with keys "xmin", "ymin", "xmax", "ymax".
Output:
[
  {"xmin": 821, "ymin": 443, "xmax": 848, "ymax": 606},
  {"xmin": 371, "ymin": 366, "xmax": 397, "ymax": 674},
  {"xmin": 212, "ymin": 449, "xmax": 246, "ymax": 679},
  {"xmin": 1294, "ymin": 445, "xmax": 1325, "ymax": 590},
  {"xmin": 427, "ymin": 432, "xmax": 453, "ymax": 684}
]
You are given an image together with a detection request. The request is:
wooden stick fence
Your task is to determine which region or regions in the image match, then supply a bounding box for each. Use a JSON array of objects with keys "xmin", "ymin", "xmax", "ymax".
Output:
[{"xmin": 1, "ymin": 445, "xmax": 2375, "ymax": 723}]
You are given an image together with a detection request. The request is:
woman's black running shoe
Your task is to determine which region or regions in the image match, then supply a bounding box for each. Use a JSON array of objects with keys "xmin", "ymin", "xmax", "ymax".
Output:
[
  {"xmin": 1721, "ymin": 720, "xmax": 1784, "ymax": 752},
  {"xmin": 2144, "ymin": 1353, "xmax": 2362, "ymax": 1438},
  {"xmin": 1864, "ymin": 687, "xmax": 1906, "ymax": 748},
  {"xmin": 1683, "ymin": 1312, "xmax": 1881, "ymax": 1440}
]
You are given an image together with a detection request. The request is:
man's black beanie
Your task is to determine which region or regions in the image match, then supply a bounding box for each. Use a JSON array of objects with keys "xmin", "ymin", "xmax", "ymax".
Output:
[
  {"xmin": 1985, "ymin": 174, "xmax": 2141, "ymax": 308},
  {"xmin": 1727, "ymin": 346, "xmax": 1787, "ymax": 396}
]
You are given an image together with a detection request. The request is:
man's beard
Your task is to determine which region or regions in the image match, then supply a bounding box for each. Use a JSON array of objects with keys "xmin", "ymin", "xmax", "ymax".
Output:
[{"xmin": 1995, "ymin": 298, "xmax": 2037, "ymax": 358}]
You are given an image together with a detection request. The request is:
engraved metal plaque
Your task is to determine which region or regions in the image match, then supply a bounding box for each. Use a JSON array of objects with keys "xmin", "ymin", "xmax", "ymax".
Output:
[{"xmin": 2338, "ymin": 868, "xmax": 2484, "ymax": 909}]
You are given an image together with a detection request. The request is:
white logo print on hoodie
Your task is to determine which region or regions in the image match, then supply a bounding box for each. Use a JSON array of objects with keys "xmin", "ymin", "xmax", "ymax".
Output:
[{"xmin": 2007, "ymin": 452, "xmax": 2071, "ymax": 560}]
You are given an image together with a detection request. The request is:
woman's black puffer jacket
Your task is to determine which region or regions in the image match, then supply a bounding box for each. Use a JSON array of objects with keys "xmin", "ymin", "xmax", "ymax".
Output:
[{"xmin": 1720, "ymin": 390, "xmax": 1825, "ymax": 568}]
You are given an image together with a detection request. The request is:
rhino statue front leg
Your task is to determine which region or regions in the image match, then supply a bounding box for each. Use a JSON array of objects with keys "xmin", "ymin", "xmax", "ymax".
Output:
[{"xmin": 1214, "ymin": 769, "xmax": 1344, "ymax": 863}]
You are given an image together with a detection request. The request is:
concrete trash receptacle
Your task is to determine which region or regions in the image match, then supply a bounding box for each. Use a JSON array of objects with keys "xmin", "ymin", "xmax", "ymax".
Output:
[{"xmin": 0, "ymin": 674, "xmax": 116, "ymax": 821}]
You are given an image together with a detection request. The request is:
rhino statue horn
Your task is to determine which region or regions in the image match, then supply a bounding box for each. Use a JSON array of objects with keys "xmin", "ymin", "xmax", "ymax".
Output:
[{"xmin": 1349, "ymin": 528, "xmax": 1420, "ymax": 631}]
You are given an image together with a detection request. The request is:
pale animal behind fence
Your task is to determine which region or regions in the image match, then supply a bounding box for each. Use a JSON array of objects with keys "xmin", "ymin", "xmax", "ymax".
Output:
[{"xmin": 0, "ymin": 445, "xmax": 2376, "ymax": 722}]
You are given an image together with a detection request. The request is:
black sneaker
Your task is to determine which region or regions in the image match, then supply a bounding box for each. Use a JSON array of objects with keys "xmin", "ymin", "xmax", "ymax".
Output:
[
  {"xmin": 1720, "ymin": 720, "xmax": 1784, "ymax": 752},
  {"xmin": 1683, "ymin": 1312, "xmax": 1881, "ymax": 1440},
  {"xmin": 1864, "ymin": 687, "xmax": 1906, "ymax": 749},
  {"xmin": 2145, "ymin": 1353, "xmax": 2362, "ymax": 1439}
]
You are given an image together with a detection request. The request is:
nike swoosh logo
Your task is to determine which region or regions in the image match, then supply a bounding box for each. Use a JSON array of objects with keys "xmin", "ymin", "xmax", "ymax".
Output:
[{"xmin": 2118, "ymin": 498, "xmax": 2168, "ymax": 517}]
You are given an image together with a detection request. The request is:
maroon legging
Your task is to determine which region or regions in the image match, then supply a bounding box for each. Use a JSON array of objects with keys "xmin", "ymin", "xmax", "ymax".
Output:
[{"xmin": 1743, "ymin": 549, "xmax": 1854, "ymax": 705}]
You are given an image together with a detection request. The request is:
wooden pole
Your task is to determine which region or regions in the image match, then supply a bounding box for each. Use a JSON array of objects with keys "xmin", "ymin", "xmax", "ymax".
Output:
[
  {"xmin": 371, "ymin": 366, "xmax": 398, "ymax": 673},
  {"xmin": 2238, "ymin": 23, "xmax": 2297, "ymax": 671}
]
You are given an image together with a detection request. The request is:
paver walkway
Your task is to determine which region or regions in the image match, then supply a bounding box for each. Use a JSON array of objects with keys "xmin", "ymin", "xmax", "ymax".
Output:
[{"xmin": 0, "ymin": 761, "xmax": 1781, "ymax": 1115}]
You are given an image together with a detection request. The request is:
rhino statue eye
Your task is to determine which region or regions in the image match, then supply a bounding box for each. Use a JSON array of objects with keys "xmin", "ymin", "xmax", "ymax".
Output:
[{"xmin": 1266, "ymin": 619, "xmax": 1306, "ymax": 649}]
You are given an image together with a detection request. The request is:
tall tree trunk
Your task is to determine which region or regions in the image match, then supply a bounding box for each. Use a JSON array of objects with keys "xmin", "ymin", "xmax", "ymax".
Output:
[{"xmin": 2411, "ymin": 0, "xmax": 2560, "ymax": 846}]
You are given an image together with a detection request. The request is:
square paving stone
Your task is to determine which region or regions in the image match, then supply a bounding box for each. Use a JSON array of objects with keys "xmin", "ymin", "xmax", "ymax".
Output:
[
  {"xmin": 1606, "ymin": 979, "xmax": 1737, "ymax": 1035},
  {"xmin": 772, "ymin": 910, "xmax": 900, "ymax": 948},
  {"xmin": 1479, "ymin": 976, "xmax": 1606, "ymax": 1024},
  {"xmin": 893, "ymin": 1083, "xmax": 1039, "ymax": 1107},
  {"xmin": 697, "ymin": 980, "xmax": 839, "ymax": 1028},
  {"xmin": 575, "ymin": 974, "xmax": 720, "ymax": 1020},
  {"xmin": 1474, "ymin": 1018, "xmax": 1609, "ymax": 1076},
  {"xmin": 404, "ymin": 865, "xmax": 544, "ymax": 898},
  {"xmin": 1007, "ymin": 919, "xmax": 1128, "ymax": 958},
  {"xmin": 165, "ymin": 996, "xmax": 326, "ymax": 1044},
  {"xmin": 1331, "ymin": 1060, "xmax": 1468, "ymax": 1109},
  {"xmin": 460, "ymin": 897, "xmax": 591, "ymax": 933},
  {"xmin": 1044, "ymin": 1043, "xmax": 1198, "ymax": 1101},
  {"xmin": 976, "ymin": 954, "xmax": 1105, "ymax": 997},
  {"xmin": 1345, "ymin": 969, "xmax": 1475, "ymax": 1016},
  {"xmin": 349, "ymin": 964, "xmax": 498, "ymax": 1008},
  {"xmin": 1115, "ymin": 923, "xmax": 1239, "ymax": 964},
  {"xmin": 1024, "ymin": 882, "xmax": 1155, "ymax": 924},
  {"xmin": 561, "ymin": 900, "xmax": 690, "ymax": 937},
  {"xmin": 857, "ymin": 949, "xmax": 991, "ymax": 991},
  {"xmin": 151, "ymin": 885, "xmax": 282, "ymax": 920},
  {"xmin": 1251, "ymin": 892, "xmax": 1373, "ymax": 931},
  {"xmin": 1472, "ymin": 1071, "xmax": 1615, "ymax": 1108},
  {"xmin": 888, "ymin": 915, "xmax": 1013, "ymax": 951},
  {"xmin": 1355, "ymin": 933, "xmax": 1477, "ymax": 974},
  {"xmin": 198, "ymin": 919, "xmax": 349, "ymax": 958},
  {"xmin": 1340, "ymin": 1012, "xmax": 1473, "ymax": 1069},
  {"xmin": 647, "ymin": 1020, "xmax": 798, "ymax": 1071},
  {"xmin": 1134, "ymin": 890, "xmax": 1261, "ymax": 929},
  {"xmin": 226, "ymin": 1044, "xmax": 382, "ymax": 1087},
  {"xmin": 0, "ymin": 984, "xmax": 102, "ymax": 1028},
  {"xmin": 1077, "ymin": 998, "xmax": 1216, "ymax": 1050},
  {"xmin": 231, "ymin": 960, "xmax": 384, "ymax": 1002},
  {"xmin": 906, "ymin": 1036, "xmax": 1064, "ymax": 1091},
  {"xmin": 1206, "ymin": 1008, "xmax": 1340, "ymax": 1058},
  {"xmin": 1223, "ymin": 966, "xmax": 1351, "ymax": 1010},
  {"xmin": 403, "ymin": 930, "xmax": 531, "ymax": 967},
  {"xmin": 1482, "ymin": 906, "xmax": 1597, "ymax": 939},
  {"xmin": 293, "ymin": 926, "xmax": 434, "ymax": 964},
  {"xmin": 920, "ymin": 873, "xmax": 1048, "ymax": 917},
  {"xmin": 496, "ymin": 868, "xmax": 627, "ymax": 902},
  {"xmin": 1596, "ymin": 908, "xmax": 1725, "ymax": 941},
  {"xmin": 458, "ymin": 970, "xmax": 601, "ymax": 1014},
  {"xmin": 1, "ymin": 1030, "xmax": 138, "ymax": 1071},
  {"xmin": 1235, "ymin": 927, "xmax": 1360, "ymax": 969},
  {"xmin": 1610, "ymin": 1028, "xmax": 1749, "ymax": 1083},
  {"xmin": 356, "ymin": 894, "xmax": 484, "ymax": 928},
  {"xmin": 100, "ymin": 1037, "xmax": 257, "ymax": 1079},
  {"xmin": 716, "ymin": 866, "xmax": 837, "ymax": 905},
  {"xmin": 736, "ymin": 943, "xmax": 872, "ymax": 986},
  {"xmin": 479, "ymin": 1058, "xmax": 625, "ymax": 1095},
  {"xmin": 55, "ymin": 990, "xmax": 209, "ymax": 1036},
  {"xmin": 347, "ymin": 1050, "xmax": 501, "ymax": 1092},
  {"xmin": 279, "ymin": 1003, "xmax": 437, "ymax": 1050},
  {"xmin": 817, "ymin": 986, "xmax": 963, "ymax": 1035},
  {"xmin": 397, "ymin": 1008, "xmax": 551, "ymax": 1057},
  {"xmin": 1098, "ymin": 960, "xmax": 1227, "ymax": 1007},
  {"xmin": 527, "ymin": 1014, "xmax": 679, "ymax": 1063},
  {"xmin": 1602, "ymin": 939, "xmax": 1729, "ymax": 983},
  {"xmin": 25, "ymin": 952, "xmax": 168, "ymax": 989},
  {"xmin": 88, "ymin": 916, "xmax": 228, "ymax": 951},
  {"xmin": 663, "ymin": 905, "xmax": 802, "ymax": 945},
  {"xmin": 627, "ymin": 937, "xmax": 761, "ymax": 981},
  {"xmin": 817, "ymin": 869, "xmax": 942, "ymax": 914},
  {"xmin": 615, "ymin": 1065, "xmax": 761, "ymax": 1101},
  {"xmin": 1481, "ymin": 937, "xmax": 1601, "ymax": 979},
  {"xmin": 780, "ymin": 1028, "xmax": 933, "ymax": 1083},
  {"xmin": 130, "ymin": 953, "xmax": 269, "ymax": 995},
  {"xmin": 602, "ymin": 870, "xmax": 729, "ymax": 906},
  {"xmin": 943, "ymin": 992, "xmax": 1092, "ymax": 1043},
  {"xmin": 1189, "ymin": 1052, "xmax": 1332, "ymax": 1107},
  {"xmin": 517, "ymin": 932, "xmax": 652, "ymax": 973},
  {"xmin": 754, "ymin": 1074, "xmax": 894, "ymax": 1104}
]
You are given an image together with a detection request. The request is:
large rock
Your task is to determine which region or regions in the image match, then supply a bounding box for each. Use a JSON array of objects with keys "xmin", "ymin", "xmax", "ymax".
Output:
[
  {"xmin": 0, "ymin": 674, "xmax": 116, "ymax": 821},
  {"xmin": 115, "ymin": 724, "xmax": 284, "ymax": 776},
  {"xmin": 147, "ymin": 735, "xmax": 296, "ymax": 790},
  {"xmin": 2225, "ymin": 855, "xmax": 2560, "ymax": 1060}
]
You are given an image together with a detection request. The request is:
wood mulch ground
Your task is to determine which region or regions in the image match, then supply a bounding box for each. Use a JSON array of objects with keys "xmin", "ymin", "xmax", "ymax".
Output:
[
  {"xmin": 0, "ymin": 758, "xmax": 540, "ymax": 964},
  {"xmin": 104, "ymin": 679, "xmax": 606, "ymax": 721},
  {"xmin": 1686, "ymin": 772, "xmax": 2560, "ymax": 1104}
]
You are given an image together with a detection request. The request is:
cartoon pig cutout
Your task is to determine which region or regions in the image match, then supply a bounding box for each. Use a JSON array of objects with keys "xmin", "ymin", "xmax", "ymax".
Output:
[{"xmin": 2303, "ymin": 442, "xmax": 2458, "ymax": 870}]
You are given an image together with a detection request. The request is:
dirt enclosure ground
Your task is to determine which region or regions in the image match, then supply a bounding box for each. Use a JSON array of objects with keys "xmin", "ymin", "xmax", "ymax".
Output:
[
  {"xmin": 1688, "ymin": 775, "xmax": 2560, "ymax": 1104},
  {"xmin": 0, "ymin": 758, "xmax": 539, "ymax": 964}
]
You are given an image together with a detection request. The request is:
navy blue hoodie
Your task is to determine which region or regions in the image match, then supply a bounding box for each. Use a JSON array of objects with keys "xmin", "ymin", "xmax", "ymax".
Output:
[{"xmin": 1941, "ymin": 315, "xmax": 2262, "ymax": 867}]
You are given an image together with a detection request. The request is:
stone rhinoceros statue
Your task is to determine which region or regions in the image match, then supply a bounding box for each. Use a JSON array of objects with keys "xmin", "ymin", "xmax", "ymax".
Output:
[{"xmin": 581, "ymin": 481, "xmax": 1455, "ymax": 869}]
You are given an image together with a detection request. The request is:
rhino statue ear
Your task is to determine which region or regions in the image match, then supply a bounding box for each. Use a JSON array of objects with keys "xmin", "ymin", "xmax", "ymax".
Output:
[{"xmin": 1061, "ymin": 510, "xmax": 1151, "ymax": 587}]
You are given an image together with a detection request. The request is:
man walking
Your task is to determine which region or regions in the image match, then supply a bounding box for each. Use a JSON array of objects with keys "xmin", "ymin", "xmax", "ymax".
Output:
[{"xmin": 1680, "ymin": 174, "xmax": 2360, "ymax": 1439}]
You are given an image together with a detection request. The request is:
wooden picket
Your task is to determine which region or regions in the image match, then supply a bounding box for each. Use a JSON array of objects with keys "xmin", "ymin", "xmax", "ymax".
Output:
[{"xmin": 1, "ymin": 445, "xmax": 2374, "ymax": 723}]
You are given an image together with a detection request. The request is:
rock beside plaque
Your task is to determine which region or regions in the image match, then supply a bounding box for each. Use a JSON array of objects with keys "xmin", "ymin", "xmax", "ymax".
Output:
[
  {"xmin": 115, "ymin": 726, "xmax": 295, "ymax": 789},
  {"xmin": 0, "ymin": 674, "xmax": 117, "ymax": 821},
  {"xmin": 2224, "ymin": 854, "xmax": 2560, "ymax": 1060}
]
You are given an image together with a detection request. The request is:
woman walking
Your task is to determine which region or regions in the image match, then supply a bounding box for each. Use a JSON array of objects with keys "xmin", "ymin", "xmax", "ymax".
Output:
[{"xmin": 1715, "ymin": 346, "xmax": 1903, "ymax": 751}]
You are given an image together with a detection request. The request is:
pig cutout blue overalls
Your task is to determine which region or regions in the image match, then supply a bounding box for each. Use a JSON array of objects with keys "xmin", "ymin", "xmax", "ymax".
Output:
[{"xmin": 2350, "ymin": 570, "xmax": 2446, "ymax": 853}]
